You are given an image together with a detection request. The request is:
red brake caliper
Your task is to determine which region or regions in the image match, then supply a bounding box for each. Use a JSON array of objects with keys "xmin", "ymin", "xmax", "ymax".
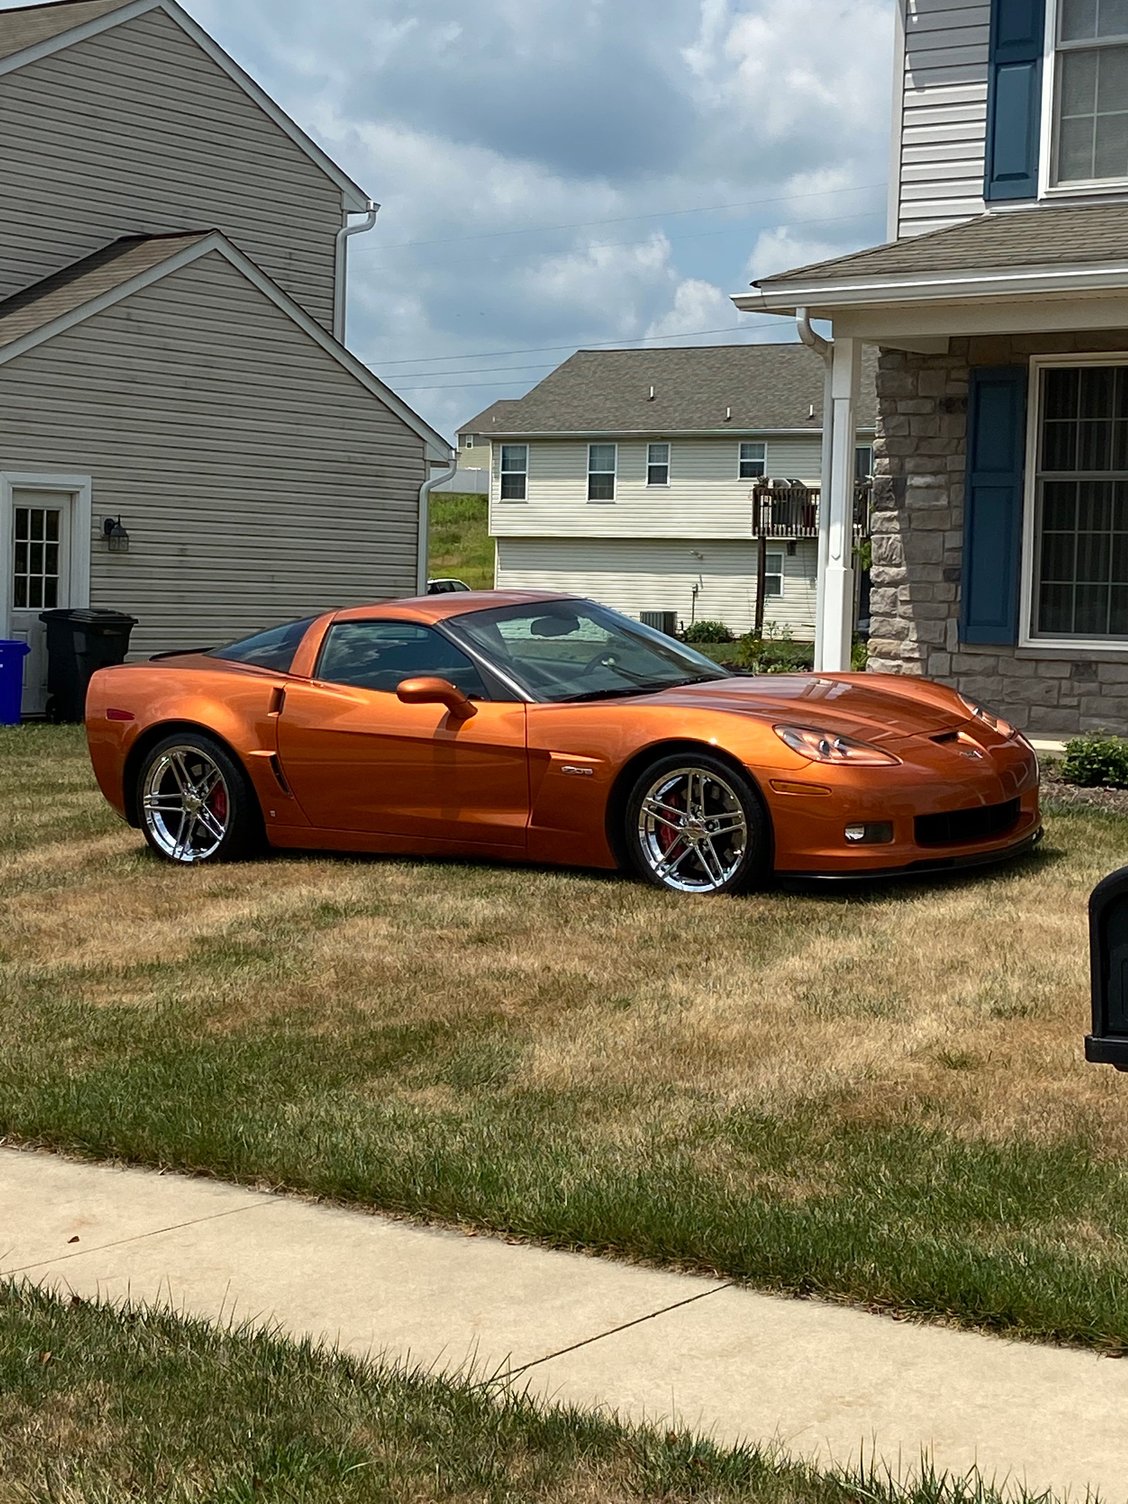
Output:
[
  {"xmin": 657, "ymin": 785, "xmax": 682, "ymax": 856},
  {"xmin": 210, "ymin": 785, "xmax": 228, "ymax": 824}
]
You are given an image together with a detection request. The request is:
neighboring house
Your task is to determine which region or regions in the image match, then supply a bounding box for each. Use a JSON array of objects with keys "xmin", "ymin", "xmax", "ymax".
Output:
[
  {"xmin": 457, "ymin": 400, "xmax": 519, "ymax": 469},
  {"xmin": 0, "ymin": 0, "xmax": 450, "ymax": 715},
  {"xmin": 736, "ymin": 0, "xmax": 1128, "ymax": 736},
  {"xmin": 466, "ymin": 345, "xmax": 877, "ymax": 637},
  {"xmin": 431, "ymin": 400, "xmax": 519, "ymax": 497}
]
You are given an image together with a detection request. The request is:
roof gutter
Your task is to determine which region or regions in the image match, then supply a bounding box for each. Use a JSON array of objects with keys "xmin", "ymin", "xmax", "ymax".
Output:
[
  {"xmin": 735, "ymin": 260, "xmax": 1128, "ymax": 318},
  {"xmin": 334, "ymin": 199, "xmax": 380, "ymax": 344},
  {"xmin": 417, "ymin": 455, "xmax": 459, "ymax": 596}
]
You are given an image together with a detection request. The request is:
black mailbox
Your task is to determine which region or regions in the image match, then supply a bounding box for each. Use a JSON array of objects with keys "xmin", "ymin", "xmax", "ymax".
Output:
[{"xmin": 1086, "ymin": 865, "xmax": 1128, "ymax": 1069}]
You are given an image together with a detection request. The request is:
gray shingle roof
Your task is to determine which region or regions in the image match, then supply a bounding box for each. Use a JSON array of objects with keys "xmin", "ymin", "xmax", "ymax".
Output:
[
  {"xmin": 0, "ymin": 0, "xmax": 138, "ymax": 62},
  {"xmin": 465, "ymin": 344, "xmax": 877, "ymax": 436},
  {"xmin": 458, "ymin": 399, "xmax": 521, "ymax": 437},
  {"xmin": 755, "ymin": 202, "xmax": 1128, "ymax": 287},
  {"xmin": 0, "ymin": 233, "xmax": 210, "ymax": 350}
]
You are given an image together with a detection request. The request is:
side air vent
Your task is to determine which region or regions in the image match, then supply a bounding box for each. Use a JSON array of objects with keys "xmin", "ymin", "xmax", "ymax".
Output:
[{"xmin": 640, "ymin": 610, "xmax": 678, "ymax": 637}]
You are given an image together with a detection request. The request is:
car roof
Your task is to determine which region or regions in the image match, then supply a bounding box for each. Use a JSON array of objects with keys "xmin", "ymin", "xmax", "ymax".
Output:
[{"xmin": 333, "ymin": 591, "xmax": 577, "ymax": 625}]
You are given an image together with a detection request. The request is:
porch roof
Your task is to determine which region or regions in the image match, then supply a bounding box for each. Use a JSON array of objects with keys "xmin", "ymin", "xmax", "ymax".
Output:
[
  {"xmin": 753, "ymin": 202, "xmax": 1128, "ymax": 289},
  {"xmin": 733, "ymin": 203, "xmax": 1128, "ymax": 345}
]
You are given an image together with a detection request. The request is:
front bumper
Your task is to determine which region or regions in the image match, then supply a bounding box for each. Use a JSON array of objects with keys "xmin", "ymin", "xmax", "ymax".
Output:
[
  {"xmin": 795, "ymin": 825, "xmax": 1043, "ymax": 883},
  {"xmin": 765, "ymin": 728, "xmax": 1041, "ymax": 879}
]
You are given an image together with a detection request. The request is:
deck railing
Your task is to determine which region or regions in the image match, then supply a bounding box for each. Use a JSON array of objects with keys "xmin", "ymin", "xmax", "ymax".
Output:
[{"xmin": 751, "ymin": 482, "xmax": 872, "ymax": 540}]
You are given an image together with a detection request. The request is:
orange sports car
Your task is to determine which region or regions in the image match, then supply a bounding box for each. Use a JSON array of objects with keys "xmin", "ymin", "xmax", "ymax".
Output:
[{"xmin": 85, "ymin": 592, "xmax": 1041, "ymax": 895}]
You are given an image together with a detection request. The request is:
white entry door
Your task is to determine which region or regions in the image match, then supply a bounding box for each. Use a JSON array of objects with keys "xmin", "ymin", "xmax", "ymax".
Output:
[{"xmin": 10, "ymin": 491, "xmax": 73, "ymax": 717}]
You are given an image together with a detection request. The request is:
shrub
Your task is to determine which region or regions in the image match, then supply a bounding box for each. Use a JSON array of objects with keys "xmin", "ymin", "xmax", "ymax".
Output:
[
  {"xmin": 735, "ymin": 629, "xmax": 814, "ymax": 674},
  {"xmin": 1061, "ymin": 731, "xmax": 1128, "ymax": 789},
  {"xmin": 682, "ymin": 619, "xmax": 734, "ymax": 644},
  {"xmin": 851, "ymin": 638, "xmax": 869, "ymax": 671}
]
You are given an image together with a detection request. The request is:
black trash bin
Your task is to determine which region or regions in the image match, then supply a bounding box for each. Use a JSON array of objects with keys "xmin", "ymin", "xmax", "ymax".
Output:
[{"xmin": 38, "ymin": 608, "xmax": 137, "ymax": 722}]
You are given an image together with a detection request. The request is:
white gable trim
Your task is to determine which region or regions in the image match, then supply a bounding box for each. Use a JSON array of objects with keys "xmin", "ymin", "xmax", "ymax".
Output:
[
  {"xmin": 0, "ymin": 233, "xmax": 452, "ymax": 463},
  {"xmin": 0, "ymin": 0, "xmax": 370, "ymax": 211}
]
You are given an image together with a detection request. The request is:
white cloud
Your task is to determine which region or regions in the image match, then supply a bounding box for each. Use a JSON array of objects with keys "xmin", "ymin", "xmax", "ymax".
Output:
[
  {"xmin": 746, "ymin": 226, "xmax": 850, "ymax": 282},
  {"xmin": 644, "ymin": 279, "xmax": 743, "ymax": 341}
]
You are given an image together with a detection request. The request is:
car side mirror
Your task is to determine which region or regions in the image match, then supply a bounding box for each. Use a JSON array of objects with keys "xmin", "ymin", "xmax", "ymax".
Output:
[
  {"xmin": 396, "ymin": 676, "xmax": 478, "ymax": 721},
  {"xmin": 1086, "ymin": 865, "xmax": 1128, "ymax": 1070}
]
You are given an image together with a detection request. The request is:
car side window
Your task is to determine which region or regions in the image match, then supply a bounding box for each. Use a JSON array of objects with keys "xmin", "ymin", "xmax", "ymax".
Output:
[{"xmin": 316, "ymin": 621, "xmax": 488, "ymax": 698}]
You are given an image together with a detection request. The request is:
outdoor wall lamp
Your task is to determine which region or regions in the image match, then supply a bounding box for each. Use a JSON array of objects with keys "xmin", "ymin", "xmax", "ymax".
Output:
[{"xmin": 103, "ymin": 516, "xmax": 130, "ymax": 553}]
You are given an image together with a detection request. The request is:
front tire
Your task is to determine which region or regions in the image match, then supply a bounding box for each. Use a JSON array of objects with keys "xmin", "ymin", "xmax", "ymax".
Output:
[
  {"xmin": 137, "ymin": 733, "xmax": 262, "ymax": 865},
  {"xmin": 624, "ymin": 753, "xmax": 769, "ymax": 895}
]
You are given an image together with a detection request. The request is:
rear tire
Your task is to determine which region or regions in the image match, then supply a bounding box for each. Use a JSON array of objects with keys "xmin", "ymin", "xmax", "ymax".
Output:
[
  {"xmin": 137, "ymin": 733, "xmax": 262, "ymax": 865},
  {"xmin": 624, "ymin": 753, "xmax": 769, "ymax": 895}
]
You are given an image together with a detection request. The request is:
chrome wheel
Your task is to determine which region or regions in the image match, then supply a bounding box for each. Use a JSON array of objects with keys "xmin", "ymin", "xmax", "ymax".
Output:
[
  {"xmin": 141, "ymin": 744, "xmax": 231, "ymax": 863},
  {"xmin": 637, "ymin": 765, "xmax": 749, "ymax": 894}
]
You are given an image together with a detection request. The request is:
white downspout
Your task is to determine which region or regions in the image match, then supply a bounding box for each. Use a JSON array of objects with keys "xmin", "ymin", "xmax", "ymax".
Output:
[
  {"xmin": 417, "ymin": 454, "xmax": 458, "ymax": 595},
  {"xmin": 334, "ymin": 199, "xmax": 380, "ymax": 344},
  {"xmin": 798, "ymin": 309, "xmax": 835, "ymax": 671}
]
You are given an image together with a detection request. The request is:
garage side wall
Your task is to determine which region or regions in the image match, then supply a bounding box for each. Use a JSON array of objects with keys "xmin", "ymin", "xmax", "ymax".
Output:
[{"xmin": 0, "ymin": 251, "xmax": 425, "ymax": 657}]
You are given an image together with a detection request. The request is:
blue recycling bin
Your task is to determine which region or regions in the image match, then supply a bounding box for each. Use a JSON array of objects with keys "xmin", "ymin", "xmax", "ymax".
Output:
[{"xmin": 0, "ymin": 640, "xmax": 30, "ymax": 726}]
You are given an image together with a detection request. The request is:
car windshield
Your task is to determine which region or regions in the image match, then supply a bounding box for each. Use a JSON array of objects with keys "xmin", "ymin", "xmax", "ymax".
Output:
[{"xmin": 446, "ymin": 599, "xmax": 729, "ymax": 703}]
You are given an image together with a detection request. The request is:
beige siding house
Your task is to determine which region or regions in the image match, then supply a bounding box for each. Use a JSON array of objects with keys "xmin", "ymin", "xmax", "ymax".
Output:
[
  {"xmin": 0, "ymin": 0, "xmax": 450, "ymax": 714},
  {"xmin": 472, "ymin": 344, "xmax": 876, "ymax": 638}
]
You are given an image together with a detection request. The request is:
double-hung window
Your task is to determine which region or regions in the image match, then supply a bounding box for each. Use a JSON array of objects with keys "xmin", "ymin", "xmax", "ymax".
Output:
[
  {"xmin": 1053, "ymin": 0, "xmax": 1128, "ymax": 186},
  {"xmin": 499, "ymin": 444, "xmax": 528, "ymax": 501},
  {"xmin": 739, "ymin": 441, "xmax": 767, "ymax": 480},
  {"xmin": 1031, "ymin": 360, "xmax": 1128, "ymax": 641},
  {"xmin": 588, "ymin": 443, "xmax": 617, "ymax": 502},
  {"xmin": 647, "ymin": 442, "xmax": 670, "ymax": 486},
  {"xmin": 764, "ymin": 551, "xmax": 784, "ymax": 600}
]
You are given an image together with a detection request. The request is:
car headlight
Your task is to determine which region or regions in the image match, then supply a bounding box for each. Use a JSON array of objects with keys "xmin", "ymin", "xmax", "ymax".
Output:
[
  {"xmin": 958, "ymin": 694, "xmax": 1014, "ymax": 737},
  {"xmin": 773, "ymin": 724, "xmax": 900, "ymax": 766}
]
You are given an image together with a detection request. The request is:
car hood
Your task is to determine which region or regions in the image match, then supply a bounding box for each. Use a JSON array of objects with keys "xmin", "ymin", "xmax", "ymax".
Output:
[{"xmin": 643, "ymin": 674, "xmax": 968, "ymax": 745}]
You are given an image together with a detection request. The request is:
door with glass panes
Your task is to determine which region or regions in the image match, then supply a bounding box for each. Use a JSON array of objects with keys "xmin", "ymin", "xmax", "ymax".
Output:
[{"xmin": 10, "ymin": 491, "xmax": 72, "ymax": 716}]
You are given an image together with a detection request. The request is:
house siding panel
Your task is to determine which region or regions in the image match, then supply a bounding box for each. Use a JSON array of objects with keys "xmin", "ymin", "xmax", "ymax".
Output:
[
  {"xmin": 0, "ymin": 252, "xmax": 424, "ymax": 658},
  {"xmin": 897, "ymin": 1, "xmax": 992, "ymax": 235},
  {"xmin": 495, "ymin": 538, "xmax": 818, "ymax": 639},
  {"xmin": 0, "ymin": 9, "xmax": 342, "ymax": 328},
  {"xmin": 488, "ymin": 436, "xmax": 827, "ymax": 539}
]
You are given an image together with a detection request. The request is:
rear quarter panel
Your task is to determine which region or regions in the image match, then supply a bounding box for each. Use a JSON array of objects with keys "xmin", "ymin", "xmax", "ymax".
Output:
[{"xmin": 85, "ymin": 660, "xmax": 299, "ymax": 828}]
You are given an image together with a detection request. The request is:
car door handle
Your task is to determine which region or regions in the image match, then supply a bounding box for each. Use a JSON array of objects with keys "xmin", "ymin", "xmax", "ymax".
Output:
[{"xmin": 268, "ymin": 686, "xmax": 286, "ymax": 716}]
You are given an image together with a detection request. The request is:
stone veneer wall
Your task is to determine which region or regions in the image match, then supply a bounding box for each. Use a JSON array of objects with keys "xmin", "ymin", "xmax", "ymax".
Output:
[{"xmin": 870, "ymin": 334, "xmax": 1128, "ymax": 737}]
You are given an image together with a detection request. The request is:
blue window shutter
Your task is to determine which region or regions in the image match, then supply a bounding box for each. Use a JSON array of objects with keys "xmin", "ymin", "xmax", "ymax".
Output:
[
  {"xmin": 984, "ymin": 0, "xmax": 1046, "ymax": 201},
  {"xmin": 960, "ymin": 366, "xmax": 1027, "ymax": 646}
]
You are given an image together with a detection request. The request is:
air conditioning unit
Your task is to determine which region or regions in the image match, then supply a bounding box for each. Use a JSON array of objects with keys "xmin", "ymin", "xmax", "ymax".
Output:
[{"xmin": 640, "ymin": 610, "xmax": 678, "ymax": 637}]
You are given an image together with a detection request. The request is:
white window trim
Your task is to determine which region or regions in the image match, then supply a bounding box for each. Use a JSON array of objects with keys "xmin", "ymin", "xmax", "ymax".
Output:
[
  {"xmin": 738, "ymin": 440, "xmax": 768, "ymax": 481},
  {"xmin": 646, "ymin": 441, "xmax": 671, "ymax": 488},
  {"xmin": 1039, "ymin": 0, "xmax": 1128, "ymax": 199},
  {"xmin": 587, "ymin": 442, "xmax": 618, "ymax": 504},
  {"xmin": 1019, "ymin": 352, "xmax": 1128, "ymax": 652},
  {"xmin": 764, "ymin": 550, "xmax": 785, "ymax": 599},
  {"xmin": 498, "ymin": 444, "xmax": 529, "ymax": 504},
  {"xmin": 0, "ymin": 473, "xmax": 93, "ymax": 640}
]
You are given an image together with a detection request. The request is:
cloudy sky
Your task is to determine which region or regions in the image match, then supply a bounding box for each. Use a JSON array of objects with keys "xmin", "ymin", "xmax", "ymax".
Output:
[{"xmin": 74, "ymin": 0, "xmax": 897, "ymax": 442}]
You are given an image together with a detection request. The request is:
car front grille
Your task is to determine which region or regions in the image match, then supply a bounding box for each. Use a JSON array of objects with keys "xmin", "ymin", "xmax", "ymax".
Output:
[{"xmin": 914, "ymin": 797, "xmax": 1021, "ymax": 849}]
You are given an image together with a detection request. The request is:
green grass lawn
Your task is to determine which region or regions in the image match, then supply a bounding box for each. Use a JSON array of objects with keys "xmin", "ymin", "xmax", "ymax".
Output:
[
  {"xmin": 4, "ymin": 726, "xmax": 1128, "ymax": 1352},
  {"xmin": 0, "ymin": 1284, "xmax": 1058, "ymax": 1504},
  {"xmin": 428, "ymin": 492, "xmax": 492, "ymax": 589}
]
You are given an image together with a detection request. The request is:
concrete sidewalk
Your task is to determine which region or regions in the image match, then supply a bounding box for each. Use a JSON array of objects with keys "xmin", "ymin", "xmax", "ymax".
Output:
[{"xmin": 2, "ymin": 1146, "xmax": 1124, "ymax": 1500}]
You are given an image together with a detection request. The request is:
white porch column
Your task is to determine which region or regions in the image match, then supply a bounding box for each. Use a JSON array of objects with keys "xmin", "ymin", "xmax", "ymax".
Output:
[
  {"xmin": 819, "ymin": 336, "xmax": 860, "ymax": 673},
  {"xmin": 814, "ymin": 354, "xmax": 834, "ymax": 669}
]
